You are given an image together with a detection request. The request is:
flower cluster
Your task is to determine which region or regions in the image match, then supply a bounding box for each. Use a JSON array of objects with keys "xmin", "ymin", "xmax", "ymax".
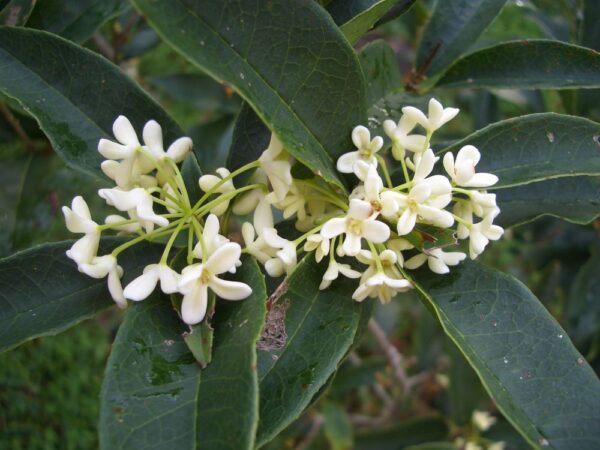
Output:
[
  {"xmin": 453, "ymin": 410, "xmax": 506, "ymax": 450},
  {"xmin": 64, "ymin": 98, "xmax": 503, "ymax": 325}
]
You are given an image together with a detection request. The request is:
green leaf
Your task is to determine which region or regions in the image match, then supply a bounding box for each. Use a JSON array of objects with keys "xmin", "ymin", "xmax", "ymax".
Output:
[
  {"xmin": 437, "ymin": 40, "xmax": 600, "ymax": 89},
  {"xmin": 359, "ymin": 40, "xmax": 402, "ymax": 105},
  {"xmin": 99, "ymin": 256, "xmax": 266, "ymax": 450},
  {"xmin": 404, "ymin": 225, "xmax": 457, "ymax": 252},
  {"xmin": 0, "ymin": 239, "xmax": 162, "ymax": 353},
  {"xmin": 256, "ymin": 258, "xmax": 368, "ymax": 446},
  {"xmin": 416, "ymin": 0, "xmax": 508, "ymax": 77},
  {"xmin": 373, "ymin": 0, "xmax": 418, "ymax": 28},
  {"xmin": 413, "ymin": 261, "xmax": 600, "ymax": 450},
  {"xmin": 0, "ymin": 27, "xmax": 182, "ymax": 176},
  {"xmin": 582, "ymin": 0, "xmax": 600, "ymax": 51},
  {"xmin": 189, "ymin": 115, "xmax": 234, "ymax": 174},
  {"xmin": 0, "ymin": 0, "xmax": 36, "ymax": 26},
  {"xmin": 149, "ymin": 73, "xmax": 241, "ymax": 114},
  {"xmin": 26, "ymin": 0, "xmax": 129, "ymax": 43},
  {"xmin": 131, "ymin": 0, "xmax": 367, "ymax": 190},
  {"xmin": 495, "ymin": 176, "xmax": 600, "ymax": 228},
  {"xmin": 327, "ymin": 0, "xmax": 400, "ymax": 44},
  {"xmin": 180, "ymin": 153, "xmax": 203, "ymax": 205},
  {"xmin": 439, "ymin": 113, "xmax": 600, "ymax": 188},
  {"xmin": 0, "ymin": 153, "xmax": 30, "ymax": 256},
  {"xmin": 355, "ymin": 416, "xmax": 449, "ymax": 450},
  {"xmin": 322, "ymin": 400, "xmax": 354, "ymax": 450}
]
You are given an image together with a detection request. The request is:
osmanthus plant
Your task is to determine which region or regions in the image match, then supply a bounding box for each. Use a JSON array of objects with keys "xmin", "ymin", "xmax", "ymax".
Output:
[{"xmin": 0, "ymin": 1, "xmax": 599, "ymax": 450}]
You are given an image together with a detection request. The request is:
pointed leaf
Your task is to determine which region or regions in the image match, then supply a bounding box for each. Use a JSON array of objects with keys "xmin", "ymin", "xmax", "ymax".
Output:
[
  {"xmin": 100, "ymin": 256, "xmax": 267, "ymax": 450},
  {"xmin": 416, "ymin": 0, "xmax": 508, "ymax": 76},
  {"xmin": 327, "ymin": 0, "xmax": 402, "ymax": 44},
  {"xmin": 413, "ymin": 261, "xmax": 600, "ymax": 450},
  {"xmin": 0, "ymin": 27, "xmax": 182, "ymax": 175},
  {"xmin": 131, "ymin": 0, "xmax": 367, "ymax": 190},
  {"xmin": 0, "ymin": 239, "xmax": 163, "ymax": 353},
  {"xmin": 495, "ymin": 176, "xmax": 600, "ymax": 228},
  {"xmin": 359, "ymin": 40, "xmax": 402, "ymax": 105},
  {"xmin": 438, "ymin": 40, "xmax": 600, "ymax": 89},
  {"xmin": 439, "ymin": 113, "xmax": 600, "ymax": 188},
  {"xmin": 256, "ymin": 257, "xmax": 368, "ymax": 446}
]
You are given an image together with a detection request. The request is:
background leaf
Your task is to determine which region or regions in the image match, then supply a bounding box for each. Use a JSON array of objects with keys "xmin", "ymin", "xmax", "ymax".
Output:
[
  {"xmin": 495, "ymin": 176, "xmax": 600, "ymax": 228},
  {"xmin": 355, "ymin": 416, "xmax": 449, "ymax": 450},
  {"xmin": 327, "ymin": 0, "xmax": 401, "ymax": 44},
  {"xmin": 256, "ymin": 258, "xmax": 368, "ymax": 446},
  {"xmin": 0, "ymin": 27, "xmax": 182, "ymax": 175},
  {"xmin": 0, "ymin": 239, "xmax": 162, "ymax": 353},
  {"xmin": 437, "ymin": 40, "xmax": 600, "ymax": 89},
  {"xmin": 132, "ymin": 0, "xmax": 367, "ymax": 190},
  {"xmin": 0, "ymin": 0, "xmax": 36, "ymax": 26},
  {"xmin": 100, "ymin": 256, "xmax": 266, "ymax": 450},
  {"xmin": 416, "ymin": 0, "xmax": 508, "ymax": 77},
  {"xmin": 359, "ymin": 40, "xmax": 402, "ymax": 106},
  {"xmin": 439, "ymin": 113, "xmax": 600, "ymax": 188},
  {"xmin": 26, "ymin": 0, "xmax": 129, "ymax": 43},
  {"xmin": 414, "ymin": 261, "xmax": 600, "ymax": 450}
]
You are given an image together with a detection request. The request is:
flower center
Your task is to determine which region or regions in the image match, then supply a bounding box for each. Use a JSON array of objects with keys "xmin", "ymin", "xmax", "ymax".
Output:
[
  {"xmin": 347, "ymin": 217, "xmax": 363, "ymax": 235},
  {"xmin": 200, "ymin": 267, "xmax": 211, "ymax": 284},
  {"xmin": 370, "ymin": 200, "xmax": 381, "ymax": 211}
]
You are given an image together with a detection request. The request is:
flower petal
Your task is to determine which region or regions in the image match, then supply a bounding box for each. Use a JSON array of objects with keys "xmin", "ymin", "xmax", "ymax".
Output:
[
  {"xmin": 181, "ymin": 284, "xmax": 208, "ymax": 325},
  {"xmin": 361, "ymin": 220, "xmax": 390, "ymax": 243},
  {"xmin": 336, "ymin": 151, "xmax": 359, "ymax": 173},
  {"xmin": 464, "ymin": 173, "xmax": 499, "ymax": 188},
  {"xmin": 205, "ymin": 242, "xmax": 242, "ymax": 274},
  {"xmin": 321, "ymin": 218, "xmax": 347, "ymax": 239},
  {"xmin": 209, "ymin": 276, "xmax": 252, "ymax": 300},
  {"xmin": 166, "ymin": 137, "xmax": 193, "ymax": 162},
  {"xmin": 112, "ymin": 115, "xmax": 138, "ymax": 146},
  {"xmin": 142, "ymin": 120, "xmax": 164, "ymax": 156},
  {"xmin": 124, "ymin": 267, "xmax": 160, "ymax": 301}
]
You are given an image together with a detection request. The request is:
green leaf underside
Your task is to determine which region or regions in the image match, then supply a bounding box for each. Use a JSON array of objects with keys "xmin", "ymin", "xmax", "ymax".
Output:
[
  {"xmin": 256, "ymin": 257, "xmax": 367, "ymax": 446},
  {"xmin": 358, "ymin": 40, "xmax": 402, "ymax": 106},
  {"xmin": 495, "ymin": 176, "xmax": 600, "ymax": 228},
  {"xmin": 437, "ymin": 40, "xmax": 600, "ymax": 89},
  {"xmin": 327, "ymin": 0, "xmax": 399, "ymax": 44},
  {"xmin": 439, "ymin": 113, "xmax": 600, "ymax": 188},
  {"xmin": 0, "ymin": 27, "xmax": 182, "ymax": 175},
  {"xmin": 414, "ymin": 261, "xmax": 600, "ymax": 450},
  {"xmin": 100, "ymin": 256, "xmax": 266, "ymax": 450},
  {"xmin": 26, "ymin": 0, "xmax": 129, "ymax": 43},
  {"xmin": 0, "ymin": 0, "xmax": 36, "ymax": 26},
  {"xmin": 0, "ymin": 239, "xmax": 163, "ymax": 353},
  {"xmin": 132, "ymin": 0, "xmax": 367, "ymax": 191},
  {"xmin": 416, "ymin": 0, "xmax": 508, "ymax": 76}
]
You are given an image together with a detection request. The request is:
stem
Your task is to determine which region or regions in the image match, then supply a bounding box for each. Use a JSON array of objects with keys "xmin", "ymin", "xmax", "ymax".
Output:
[
  {"xmin": 194, "ymin": 184, "xmax": 264, "ymax": 217},
  {"xmin": 186, "ymin": 226, "xmax": 194, "ymax": 265},
  {"xmin": 111, "ymin": 219, "xmax": 183, "ymax": 257},
  {"xmin": 452, "ymin": 213, "xmax": 472, "ymax": 228},
  {"xmin": 368, "ymin": 241, "xmax": 384, "ymax": 272},
  {"xmin": 98, "ymin": 218, "xmax": 139, "ymax": 231},
  {"xmin": 193, "ymin": 160, "xmax": 260, "ymax": 210},
  {"xmin": 160, "ymin": 220, "xmax": 186, "ymax": 264},
  {"xmin": 293, "ymin": 222, "xmax": 326, "ymax": 246},
  {"xmin": 376, "ymin": 155, "xmax": 394, "ymax": 189},
  {"xmin": 191, "ymin": 217, "xmax": 207, "ymax": 261}
]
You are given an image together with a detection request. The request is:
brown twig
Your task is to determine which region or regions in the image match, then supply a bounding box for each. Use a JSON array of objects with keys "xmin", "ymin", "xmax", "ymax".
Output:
[{"xmin": 0, "ymin": 103, "xmax": 36, "ymax": 151}]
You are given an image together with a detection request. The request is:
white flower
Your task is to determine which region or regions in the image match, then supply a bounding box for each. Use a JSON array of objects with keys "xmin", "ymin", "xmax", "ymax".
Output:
[
  {"xmin": 142, "ymin": 119, "xmax": 192, "ymax": 163},
  {"xmin": 62, "ymin": 197, "xmax": 100, "ymax": 265},
  {"xmin": 321, "ymin": 199, "xmax": 390, "ymax": 256},
  {"xmin": 319, "ymin": 260, "xmax": 361, "ymax": 290},
  {"xmin": 100, "ymin": 159, "xmax": 157, "ymax": 190},
  {"xmin": 259, "ymin": 134, "xmax": 293, "ymax": 203},
  {"xmin": 199, "ymin": 168, "xmax": 235, "ymax": 216},
  {"xmin": 241, "ymin": 222, "xmax": 275, "ymax": 265},
  {"xmin": 262, "ymin": 228, "xmax": 297, "ymax": 276},
  {"xmin": 352, "ymin": 250, "xmax": 412, "ymax": 303},
  {"xmin": 404, "ymin": 248, "xmax": 466, "ymax": 274},
  {"xmin": 178, "ymin": 243, "xmax": 252, "ymax": 325},
  {"xmin": 472, "ymin": 410, "xmax": 497, "ymax": 432},
  {"xmin": 97, "ymin": 115, "xmax": 141, "ymax": 161},
  {"xmin": 303, "ymin": 234, "xmax": 330, "ymax": 263},
  {"xmin": 402, "ymin": 98, "xmax": 459, "ymax": 133},
  {"xmin": 488, "ymin": 442, "xmax": 506, "ymax": 450},
  {"xmin": 79, "ymin": 255, "xmax": 126, "ymax": 308},
  {"xmin": 411, "ymin": 148, "xmax": 439, "ymax": 183},
  {"xmin": 383, "ymin": 114, "xmax": 427, "ymax": 158},
  {"xmin": 443, "ymin": 145, "xmax": 498, "ymax": 187},
  {"xmin": 469, "ymin": 214, "xmax": 504, "ymax": 259},
  {"xmin": 98, "ymin": 187, "xmax": 168, "ymax": 232},
  {"xmin": 104, "ymin": 214, "xmax": 140, "ymax": 233},
  {"xmin": 336, "ymin": 125, "xmax": 383, "ymax": 175},
  {"xmin": 385, "ymin": 178, "xmax": 453, "ymax": 236},
  {"xmin": 123, "ymin": 264, "xmax": 181, "ymax": 301},
  {"xmin": 277, "ymin": 184, "xmax": 308, "ymax": 221},
  {"xmin": 192, "ymin": 214, "xmax": 231, "ymax": 263},
  {"xmin": 66, "ymin": 233, "xmax": 100, "ymax": 266}
]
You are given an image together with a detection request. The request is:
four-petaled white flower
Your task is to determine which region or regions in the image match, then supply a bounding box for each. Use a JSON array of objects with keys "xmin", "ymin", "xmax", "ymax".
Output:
[
  {"xmin": 124, "ymin": 264, "xmax": 181, "ymax": 301},
  {"xmin": 262, "ymin": 228, "xmax": 297, "ymax": 276},
  {"xmin": 98, "ymin": 187, "xmax": 168, "ymax": 232},
  {"xmin": 259, "ymin": 134, "xmax": 293, "ymax": 203},
  {"xmin": 353, "ymin": 250, "xmax": 412, "ymax": 303},
  {"xmin": 321, "ymin": 199, "xmax": 390, "ymax": 256},
  {"xmin": 443, "ymin": 145, "xmax": 498, "ymax": 187},
  {"xmin": 62, "ymin": 196, "xmax": 100, "ymax": 266},
  {"xmin": 241, "ymin": 222, "xmax": 275, "ymax": 265},
  {"xmin": 404, "ymin": 248, "xmax": 466, "ymax": 274},
  {"xmin": 337, "ymin": 125, "xmax": 383, "ymax": 175},
  {"xmin": 468, "ymin": 213, "xmax": 504, "ymax": 259},
  {"xmin": 383, "ymin": 114, "xmax": 427, "ymax": 159},
  {"xmin": 319, "ymin": 260, "xmax": 361, "ymax": 290},
  {"xmin": 402, "ymin": 98, "xmax": 459, "ymax": 133},
  {"xmin": 79, "ymin": 255, "xmax": 126, "ymax": 308},
  {"xmin": 199, "ymin": 168, "xmax": 235, "ymax": 216},
  {"xmin": 472, "ymin": 410, "xmax": 497, "ymax": 432},
  {"xmin": 178, "ymin": 243, "xmax": 251, "ymax": 325},
  {"xmin": 304, "ymin": 234, "xmax": 330, "ymax": 263}
]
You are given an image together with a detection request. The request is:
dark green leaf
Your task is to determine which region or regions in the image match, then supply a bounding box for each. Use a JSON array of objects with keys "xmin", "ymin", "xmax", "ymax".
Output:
[
  {"xmin": 0, "ymin": 153, "xmax": 30, "ymax": 256},
  {"xmin": 189, "ymin": 115, "xmax": 234, "ymax": 175},
  {"xmin": 0, "ymin": 27, "xmax": 182, "ymax": 175},
  {"xmin": 26, "ymin": 0, "xmax": 129, "ymax": 43},
  {"xmin": 439, "ymin": 113, "xmax": 600, "ymax": 188},
  {"xmin": 359, "ymin": 40, "xmax": 402, "ymax": 105},
  {"xmin": 132, "ymin": 0, "xmax": 367, "ymax": 190},
  {"xmin": 414, "ymin": 261, "xmax": 600, "ymax": 450},
  {"xmin": 581, "ymin": 0, "xmax": 600, "ymax": 51},
  {"xmin": 373, "ymin": 0, "xmax": 417, "ymax": 28},
  {"xmin": 355, "ymin": 416, "xmax": 449, "ymax": 450},
  {"xmin": 226, "ymin": 102, "xmax": 269, "ymax": 184},
  {"xmin": 495, "ymin": 176, "xmax": 600, "ymax": 228},
  {"xmin": 367, "ymin": 92, "xmax": 429, "ymax": 139},
  {"xmin": 0, "ymin": 239, "xmax": 163, "ymax": 353},
  {"xmin": 256, "ymin": 258, "xmax": 367, "ymax": 446},
  {"xmin": 180, "ymin": 153, "xmax": 203, "ymax": 205},
  {"xmin": 437, "ymin": 40, "xmax": 600, "ymax": 89},
  {"xmin": 416, "ymin": 0, "xmax": 508, "ymax": 76},
  {"xmin": 0, "ymin": 0, "xmax": 35, "ymax": 26},
  {"xmin": 100, "ymin": 256, "xmax": 267, "ymax": 450},
  {"xmin": 405, "ymin": 225, "xmax": 457, "ymax": 252},
  {"xmin": 149, "ymin": 73, "xmax": 241, "ymax": 114},
  {"xmin": 322, "ymin": 400, "xmax": 354, "ymax": 450},
  {"xmin": 327, "ymin": 0, "xmax": 400, "ymax": 44}
]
